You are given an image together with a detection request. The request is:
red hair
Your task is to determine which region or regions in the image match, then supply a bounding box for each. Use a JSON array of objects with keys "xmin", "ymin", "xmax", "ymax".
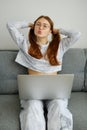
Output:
[{"xmin": 28, "ymin": 15, "xmax": 61, "ymax": 66}]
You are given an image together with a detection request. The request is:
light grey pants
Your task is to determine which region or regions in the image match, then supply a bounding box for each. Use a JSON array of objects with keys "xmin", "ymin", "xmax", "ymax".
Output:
[{"xmin": 20, "ymin": 99, "xmax": 73, "ymax": 130}]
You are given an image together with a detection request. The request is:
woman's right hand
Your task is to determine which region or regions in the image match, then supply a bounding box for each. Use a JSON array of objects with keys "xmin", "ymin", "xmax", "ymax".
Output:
[
  {"xmin": 28, "ymin": 23, "xmax": 34, "ymax": 29},
  {"xmin": 53, "ymin": 28, "xmax": 59, "ymax": 34}
]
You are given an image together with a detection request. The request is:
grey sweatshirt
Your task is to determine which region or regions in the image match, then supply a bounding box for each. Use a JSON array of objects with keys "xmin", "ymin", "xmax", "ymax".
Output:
[{"xmin": 7, "ymin": 21, "xmax": 81, "ymax": 73}]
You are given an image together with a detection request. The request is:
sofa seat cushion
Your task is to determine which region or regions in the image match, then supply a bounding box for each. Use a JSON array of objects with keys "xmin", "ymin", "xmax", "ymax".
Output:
[
  {"xmin": 69, "ymin": 92, "xmax": 87, "ymax": 130},
  {"xmin": 0, "ymin": 51, "xmax": 27, "ymax": 94},
  {"xmin": 59, "ymin": 48, "xmax": 86, "ymax": 91},
  {"xmin": 0, "ymin": 93, "xmax": 87, "ymax": 130},
  {"xmin": 0, "ymin": 95, "xmax": 20, "ymax": 130}
]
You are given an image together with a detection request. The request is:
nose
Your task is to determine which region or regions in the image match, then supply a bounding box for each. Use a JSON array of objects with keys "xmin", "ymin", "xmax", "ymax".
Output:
[{"xmin": 39, "ymin": 25, "xmax": 43, "ymax": 30}]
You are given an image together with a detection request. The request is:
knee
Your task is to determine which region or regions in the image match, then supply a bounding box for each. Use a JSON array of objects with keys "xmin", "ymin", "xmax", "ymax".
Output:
[
  {"xmin": 20, "ymin": 100, "xmax": 44, "ymax": 121},
  {"xmin": 20, "ymin": 100, "xmax": 45, "ymax": 130},
  {"xmin": 47, "ymin": 99, "xmax": 68, "ymax": 111},
  {"xmin": 21, "ymin": 100, "xmax": 43, "ymax": 110},
  {"xmin": 27, "ymin": 100, "xmax": 43, "ymax": 108}
]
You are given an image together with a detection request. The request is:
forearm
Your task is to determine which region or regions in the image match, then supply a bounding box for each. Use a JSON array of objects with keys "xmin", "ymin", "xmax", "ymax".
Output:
[
  {"xmin": 59, "ymin": 28, "xmax": 81, "ymax": 39},
  {"xmin": 7, "ymin": 21, "xmax": 29, "ymax": 30},
  {"xmin": 6, "ymin": 21, "xmax": 29, "ymax": 49},
  {"xmin": 58, "ymin": 28, "xmax": 81, "ymax": 53}
]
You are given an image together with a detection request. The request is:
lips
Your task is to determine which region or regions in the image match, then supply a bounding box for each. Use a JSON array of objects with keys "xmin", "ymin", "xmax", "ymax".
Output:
[{"xmin": 37, "ymin": 30, "xmax": 42, "ymax": 34}]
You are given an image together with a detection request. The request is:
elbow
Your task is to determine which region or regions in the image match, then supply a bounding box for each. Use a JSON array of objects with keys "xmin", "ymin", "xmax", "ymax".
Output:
[
  {"xmin": 72, "ymin": 31, "xmax": 81, "ymax": 42},
  {"xmin": 6, "ymin": 22, "xmax": 9, "ymax": 29},
  {"xmin": 77, "ymin": 31, "xmax": 81, "ymax": 38},
  {"xmin": 6, "ymin": 22, "xmax": 11, "ymax": 30},
  {"xmin": 6, "ymin": 22, "xmax": 14, "ymax": 30}
]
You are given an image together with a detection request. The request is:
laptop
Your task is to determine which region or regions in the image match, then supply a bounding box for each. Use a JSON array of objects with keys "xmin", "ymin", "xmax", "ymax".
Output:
[{"xmin": 17, "ymin": 74, "xmax": 74, "ymax": 100}]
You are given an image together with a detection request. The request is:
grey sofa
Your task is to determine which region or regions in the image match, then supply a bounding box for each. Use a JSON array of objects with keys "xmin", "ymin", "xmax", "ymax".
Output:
[{"xmin": 0, "ymin": 48, "xmax": 87, "ymax": 130}]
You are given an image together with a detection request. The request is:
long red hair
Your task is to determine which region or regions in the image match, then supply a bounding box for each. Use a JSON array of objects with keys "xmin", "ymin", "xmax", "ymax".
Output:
[{"xmin": 28, "ymin": 15, "xmax": 61, "ymax": 66}]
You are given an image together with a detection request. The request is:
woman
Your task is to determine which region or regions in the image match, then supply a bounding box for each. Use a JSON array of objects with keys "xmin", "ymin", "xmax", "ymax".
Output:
[{"xmin": 7, "ymin": 15, "xmax": 81, "ymax": 130}]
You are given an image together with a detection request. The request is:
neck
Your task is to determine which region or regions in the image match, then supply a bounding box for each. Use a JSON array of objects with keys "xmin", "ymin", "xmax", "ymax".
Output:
[{"xmin": 37, "ymin": 37, "xmax": 48, "ymax": 45}]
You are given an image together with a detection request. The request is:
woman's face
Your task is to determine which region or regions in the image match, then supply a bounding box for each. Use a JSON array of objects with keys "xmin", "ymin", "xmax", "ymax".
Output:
[{"xmin": 34, "ymin": 18, "xmax": 51, "ymax": 38}]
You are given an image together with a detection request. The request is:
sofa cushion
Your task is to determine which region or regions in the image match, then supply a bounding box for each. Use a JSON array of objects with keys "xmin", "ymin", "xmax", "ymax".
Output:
[
  {"xmin": 0, "ymin": 95, "xmax": 20, "ymax": 130},
  {"xmin": 0, "ymin": 50, "xmax": 27, "ymax": 94},
  {"xmin": 59, "ymin": 49, "xmax": 86, "ymax": 91},
  {"xmin": 84, "ymin": 49, "xmax": 87, "ymax": 91},
  {"xmin": 69, "ymin": 92, "xmax": 87, "ymax": 130},
  {"xmin": 85, "ymin": 61, "xmax": 87, "ymax": 90}
]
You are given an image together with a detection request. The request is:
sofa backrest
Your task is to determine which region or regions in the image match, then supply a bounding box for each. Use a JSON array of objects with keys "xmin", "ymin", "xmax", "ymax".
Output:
[
  {"xmin": 0, "ymin": 49, "xmax": 86, "ymax": 94},
  {"xmin": 0, "ymin": 50, "xmax": 27, "ymax": 94},
  {"xmin": 59, "ymin": 48, "xmax": 86, "ymax": 92},
  {"xmin": 84, "ymin": 49, "xmax": 87, "ymax": 91}
]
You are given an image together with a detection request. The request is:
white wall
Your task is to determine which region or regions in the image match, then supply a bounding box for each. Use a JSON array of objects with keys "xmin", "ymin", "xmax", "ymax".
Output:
[{"xmin": 0, "ymin": 0, "xmax": 87, "ymax": 50}]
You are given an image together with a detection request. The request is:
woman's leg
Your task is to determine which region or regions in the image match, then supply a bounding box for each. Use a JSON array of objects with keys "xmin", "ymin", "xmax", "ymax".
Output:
[
  {"xmin": 47, "ymin": 99, "xmax": 73, "ymax": 130},
  {"xmin": 20, "ymin": 100, "xmax": 46, "ymax": 130}
]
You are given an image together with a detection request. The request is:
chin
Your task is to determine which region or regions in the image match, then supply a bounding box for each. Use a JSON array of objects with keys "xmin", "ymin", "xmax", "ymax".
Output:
[{"xmin": 36, "ymin": 34, "xmax": 44, "ymax": 38}]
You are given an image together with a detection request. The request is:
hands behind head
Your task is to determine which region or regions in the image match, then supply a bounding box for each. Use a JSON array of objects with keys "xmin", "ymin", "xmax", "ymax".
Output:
[
  {"xmin": 52, "ymin": 29, "xmax": 59, "ymax": 34},
  {"xmin": 28, "ymin": 23, "xmax": 34, "ymax": 29}
]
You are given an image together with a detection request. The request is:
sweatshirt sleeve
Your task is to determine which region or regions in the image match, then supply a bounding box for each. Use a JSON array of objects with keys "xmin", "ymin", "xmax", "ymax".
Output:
[
  {"xmin": 59, "ymin": 28, "xmax": 81, "ymax": 53},
  {"xmin": 6, "ymin": 21, "xmax": 29, "ymax": 51}
]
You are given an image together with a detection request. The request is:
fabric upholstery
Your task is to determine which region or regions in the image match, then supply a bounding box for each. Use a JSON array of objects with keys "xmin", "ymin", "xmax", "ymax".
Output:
[
  {"xmin": 0, "ymin": 93, "xmax": 87, "ymax": 130},
  {"xmin": 0, "ymin": 49, "xmax": 86, "ymax": 93},
  {"xmin": 0, "ymin": 95, "xmax": 20, "ymax": 130},
  {"xmin": 59, "ymin": 48, "xmax": 86, "ymax": 91},
  {"xmin": 69, "ymin": 92, "xmax": 87, "ymax": 130},
  {"xmin": 0, "ymin": 51, "xmax": 27, "ymax": 94},
  {"xmin": 84, "ymin": 49, "xmax": 87, "ymax": 90},
  {"xmin": 0, "ymin": 49, "xmax": 87, "ymax": 130}
]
